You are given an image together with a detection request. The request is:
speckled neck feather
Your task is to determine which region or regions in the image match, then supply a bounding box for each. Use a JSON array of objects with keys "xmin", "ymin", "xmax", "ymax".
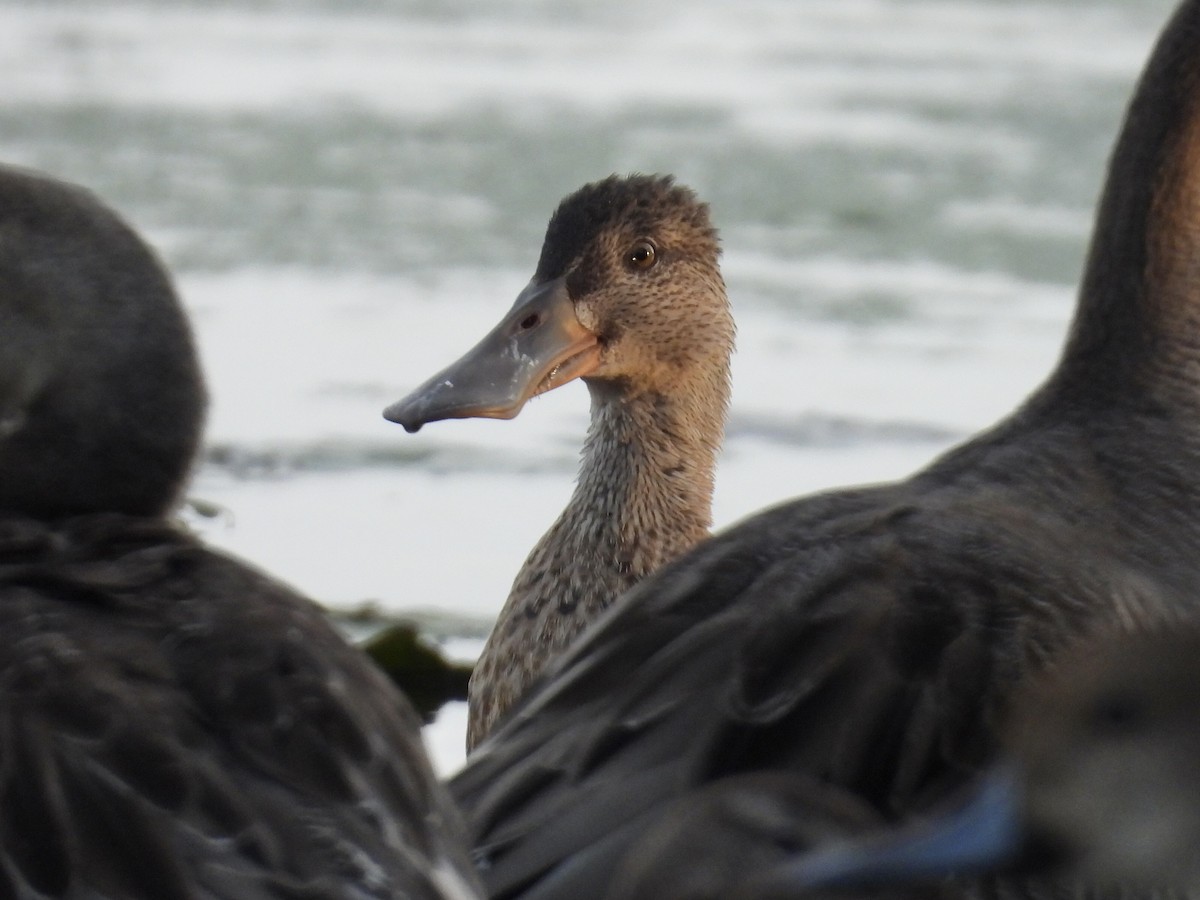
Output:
[{"xmin": 468, "ymin": 347, "xmax": 729, "ymax": 749}]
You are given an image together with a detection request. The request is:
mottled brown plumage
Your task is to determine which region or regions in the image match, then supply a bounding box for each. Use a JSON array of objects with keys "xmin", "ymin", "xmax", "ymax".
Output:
[
  {"xmin": 0, "ymin": 164, "xmax": 481, "ymax": 899},
  {"xmin": 386, "ymin": 175, "xmax": 733, "ymax": 749},
  {"xmin": 446, "ymin": 3, "xmax": 1200, "ymax": 898}
]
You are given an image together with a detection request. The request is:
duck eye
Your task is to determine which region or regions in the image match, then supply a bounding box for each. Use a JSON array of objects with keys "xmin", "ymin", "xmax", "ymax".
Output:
[{"xmin": 626, "ymin": 241, "xmax": 657, "ymax": 271}]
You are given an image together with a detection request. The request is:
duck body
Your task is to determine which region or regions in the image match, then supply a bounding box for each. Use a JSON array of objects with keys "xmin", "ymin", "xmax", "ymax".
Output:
[
  {"xmin": 725, "ymin": 627, "xmax": 1200, "ymax": 898},
  {"xmin": 449, "ymin": 2, "xmax": 1200, "ymax": 897},
  {"xmin": 605, "ymin": 771, "xmax": 955, "ymax": 900},
  {"xmin": 386, "ymin": 176, "xmax": 732, "ymax": 749},
  {"xmin": 0, "ymin": 164, "xmax": 480, "ymax": 899},
  {"xmin": 0, "ymin": 514, "xmax": 478, "ymax": 899},
  {"xmin": 456, "ymin": 406, "xmax": 1200, "ymax": 898}
]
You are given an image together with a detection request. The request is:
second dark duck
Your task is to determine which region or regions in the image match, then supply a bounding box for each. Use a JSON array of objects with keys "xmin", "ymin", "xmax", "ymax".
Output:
[
  {"xmin": 386, "ymin": 175, "xmax": 733, "ymax": 750},
  {"xmin": 446, "ymin": 1, "xmax": 1200, "ymax": 898},
  {"xmin": 0, "ymin": 164, "xmax": 480, "ymax": 899}
]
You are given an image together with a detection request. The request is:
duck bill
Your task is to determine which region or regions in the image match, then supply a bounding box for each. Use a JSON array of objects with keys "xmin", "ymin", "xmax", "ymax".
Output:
[
  {"xmin": 743, "ymin": 765, "xmax": 1024, "ymax": 895},
  {"xmin": 383, "ymin": 276, "xmax": 602, "ymax": 433}
]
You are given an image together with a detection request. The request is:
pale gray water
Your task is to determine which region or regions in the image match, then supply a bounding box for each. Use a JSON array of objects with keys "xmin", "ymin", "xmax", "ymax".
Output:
[
  {"xmin": 0, "ymin": 0, "xmax": 1179, "ymax": 766},
  {"xmin": 1, "ymin": 1, "xmax": 1167, "ymax": 281}
]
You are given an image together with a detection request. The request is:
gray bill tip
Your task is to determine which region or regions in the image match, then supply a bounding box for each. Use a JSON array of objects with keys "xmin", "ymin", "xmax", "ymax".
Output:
[{"xmin": 382, "ymin": 400, "xmax": 423, "ymax": 432}]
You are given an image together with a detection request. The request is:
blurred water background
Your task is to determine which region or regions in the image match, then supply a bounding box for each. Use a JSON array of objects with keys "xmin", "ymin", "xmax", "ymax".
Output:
[{"xmin": 0, "ymin": 0, "xmax": 1176, "ymax": 769}]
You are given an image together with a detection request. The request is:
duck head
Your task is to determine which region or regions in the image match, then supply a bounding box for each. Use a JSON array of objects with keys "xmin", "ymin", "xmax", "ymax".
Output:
[
  {"xmin": 1001, "ymin": 630, "xmax": 1200, "ymax": 888},
  {"xmin": 0, "ymin": 165, "xmax": 206, "ymax": 518},
  {"xmin": 384, "ymin": 174, "xmax": 730, "ymax": 431}
]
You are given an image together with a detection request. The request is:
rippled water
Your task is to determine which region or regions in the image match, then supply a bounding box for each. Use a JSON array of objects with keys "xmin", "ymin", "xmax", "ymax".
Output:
[{"xmin": 1, "ymin": 0, "xmax": 1177, "ymax": 766}]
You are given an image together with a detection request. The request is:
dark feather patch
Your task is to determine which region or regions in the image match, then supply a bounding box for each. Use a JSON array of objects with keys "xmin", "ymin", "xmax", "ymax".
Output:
[{"xmin": 533, "ymin": 174, "xmax": 715, "ymax": 286}]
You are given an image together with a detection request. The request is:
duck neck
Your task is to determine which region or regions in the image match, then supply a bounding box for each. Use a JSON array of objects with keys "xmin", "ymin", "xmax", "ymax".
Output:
[
  {"xmin": 560, "ymin": 367, "xmax": 729, "ymax": 593},
  {"xmin": 1045, "ymin": 1, "xmax": 1200, "ymax": 413}
]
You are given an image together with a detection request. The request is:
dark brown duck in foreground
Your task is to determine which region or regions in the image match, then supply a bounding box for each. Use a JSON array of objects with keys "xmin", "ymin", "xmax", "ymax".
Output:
[
  {"xmin": 385, "ymin": 175, "xmax": 733, "ymax": 750},
  {"xmin": 0, "ymin": 164, "xmax": 480, "ymax": 899},
  {"xmin": 447, "ymin": 1, "xmax": 1200, "ymax": 897}
]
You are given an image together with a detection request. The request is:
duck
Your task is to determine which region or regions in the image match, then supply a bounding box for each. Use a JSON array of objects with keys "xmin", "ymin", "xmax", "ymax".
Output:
[
  {"xmin": 603, "ymin": 772, "xmax": 944, "ymax": 900},
  {"xmin": 447, "ymin": 1, "xmax": 1200, "ymax": 897},
  {"xmin": 708, "ymin": 627, "xmax": 1200, "ymax": 898},
  {"xmin": 384, "ymin": 175, "xmax": 733, "ymax": 750},
  {"xmin": 0, "ymin": 163, "xmax": 481, "ymax": 899}
]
